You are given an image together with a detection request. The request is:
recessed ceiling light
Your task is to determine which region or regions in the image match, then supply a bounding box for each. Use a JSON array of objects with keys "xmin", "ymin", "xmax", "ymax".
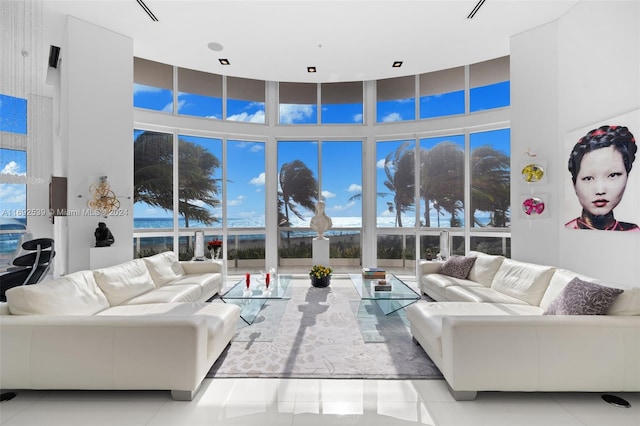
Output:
[
  {"xmin": 307, "ymin": 66, "xmax": 316, "ymax": 73},
  {"xmin": 219, "ymin": 58, "xmax": 230, "ymax": 65},
  {"xmin": 392, "ymin": 61, "xmax": 403, "ymax": 68}
]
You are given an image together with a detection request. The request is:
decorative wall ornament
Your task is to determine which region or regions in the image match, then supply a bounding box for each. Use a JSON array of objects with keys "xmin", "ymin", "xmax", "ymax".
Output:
[
  {"xmin": 522, "ymin": 197, "xmax": 545, "ymax": 216},
  {"xmin": 519, "ymin": 193, "xmax": 549, "ymax": 219},
  {"xmin": 87, "ymin": 176, "xmax": 120, "ymax": 217},
  {"xmin": 521, "ymin": 163, "xmax": 545, "ymax": 182}
]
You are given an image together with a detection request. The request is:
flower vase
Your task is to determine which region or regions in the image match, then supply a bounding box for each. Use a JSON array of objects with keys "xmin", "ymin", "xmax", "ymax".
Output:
[{"xmin": 311, "ymin": 275, "xmax": 331, "ymax": 288}]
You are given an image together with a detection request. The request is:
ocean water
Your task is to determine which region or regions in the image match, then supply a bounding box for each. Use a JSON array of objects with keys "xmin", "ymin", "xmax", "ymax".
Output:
[
  {"xmin": 0, "ymin": 218, "xmax": 27, "ymax": 256},
  {"xmin": 1, "ymin": 214, "xmax": 494, "ymax": 254}
]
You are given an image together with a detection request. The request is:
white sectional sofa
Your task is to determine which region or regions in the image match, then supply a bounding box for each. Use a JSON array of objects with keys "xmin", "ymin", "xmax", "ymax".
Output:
[
  {"xmin": 407, "ymin": 251, "xmax": 640, "ymax": 400},
  {"xmin": 0, "ymin": 251, "xmax": 240, "ymax": 400}
]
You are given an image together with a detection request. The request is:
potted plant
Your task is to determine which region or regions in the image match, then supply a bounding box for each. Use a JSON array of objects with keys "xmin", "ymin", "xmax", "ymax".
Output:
[
  {"xmin": 207, "ymin": 239, "xmax": 223, "ymax": 259},
  {"xmin": 309, "ymin": 264, "xmax": 333, "ymax": 288}
]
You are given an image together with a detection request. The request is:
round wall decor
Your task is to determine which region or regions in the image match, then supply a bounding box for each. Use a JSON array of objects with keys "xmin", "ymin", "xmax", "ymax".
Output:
[{"xmin": 521, "ymin": 164, "xmax": 544, "ymax": 182}]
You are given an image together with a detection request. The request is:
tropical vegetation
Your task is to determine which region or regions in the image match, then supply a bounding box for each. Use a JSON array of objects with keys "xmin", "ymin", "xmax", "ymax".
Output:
[
  {"xmin": 379, "ymin": 140, "xmax": 509, "ymax": 228},
  {"xmin": 133, "ymin": 131, "xmax": 221, "ymax": 227}
]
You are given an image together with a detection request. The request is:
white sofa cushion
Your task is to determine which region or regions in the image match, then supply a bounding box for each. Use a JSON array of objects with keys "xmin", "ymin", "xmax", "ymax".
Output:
[
  {"xmin": 93, "ymin": 259, "xmax": 155, "ymax": 306},
  {"xmin": 467, "ymin": 251, "xmax": 505, "ymax": 287},
  {"xmin": 421, "ymin": 274, "xmax": 483, "ymax": 300},
  {"xmin": 540, "ymin": 268, "xmax": 640, "ymax": 316},
  {"xmin": 608, "ymin": 287, "xmax": 640, "ymax": 316},
  {"xmin": 445, "ymin": 285, "xmax": 531, "ymax": 305},
  {"xmin": 490, "ymin": 258, "xmax": 555, "ymax": 306},
  {"xmin": 142, "ymin": 251, "xmax": 185, "ymax": 287},
  {"xmin": 169, "ymin": 273, "xmax": 221, "ymax": 298},
  {"xmin": 121, "ymin": 284, "xmax": 203, "ymax": 304},
  {"xmin": 6, "ymin": 270, "xmax": 110, "ymax": 315},
  {"xmin": 97, "ymin": 302, "xmax": 240, "ymax": 349},
  {"xmin": 407, "ymin": 301, "xmax": 543, "ymax": 363}
]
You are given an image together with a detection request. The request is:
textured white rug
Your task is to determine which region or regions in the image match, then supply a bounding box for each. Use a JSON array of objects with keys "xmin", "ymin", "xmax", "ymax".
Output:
[{"xmin": 207, "ymin": 276, "xmax": 442, "ymax": 379}]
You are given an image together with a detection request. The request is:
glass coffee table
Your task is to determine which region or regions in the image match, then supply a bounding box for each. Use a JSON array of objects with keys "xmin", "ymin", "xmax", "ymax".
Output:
[
  {"xmin": 220, "ymin": 274, "xmax": 291, "ymax": 325},
  {"xmin": 349, "ymin": 273, "xmax": 421, "ymax": 342}
]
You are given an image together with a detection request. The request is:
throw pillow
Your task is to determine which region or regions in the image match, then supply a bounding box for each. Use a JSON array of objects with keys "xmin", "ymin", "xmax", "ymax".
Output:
[
  {"xmin": 142, "ymin": 251, "xmax": 186, "ymax": 287},
  {"xmin": 544, "ymin": 277, "xmax": 624, "ymax": 315},
  {"xmin": 438, "ymin": 256, "xmax": 477, "ymax": 279}
]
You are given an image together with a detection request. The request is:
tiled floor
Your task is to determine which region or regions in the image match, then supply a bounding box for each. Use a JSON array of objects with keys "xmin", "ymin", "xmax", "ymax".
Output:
[{"xmin": 1, "ymin": 379, "xmax": 638, "ymax": 426}]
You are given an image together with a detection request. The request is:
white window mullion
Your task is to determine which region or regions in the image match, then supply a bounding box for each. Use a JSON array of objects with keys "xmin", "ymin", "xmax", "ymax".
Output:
[{"xmin": 172, "ymin": 131, "xmax": 180, "ymax": 251}]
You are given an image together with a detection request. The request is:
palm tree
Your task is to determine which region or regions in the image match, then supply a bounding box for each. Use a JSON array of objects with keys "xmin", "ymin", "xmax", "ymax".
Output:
[
  {"xmin": 423, "ymin": 142, "xmax": 464, "ymax": 227},
  {"xmin": 470, "ymin": 145, "xmax": 510, "ymax": 227},
  {"xmin": 177, "ymin": 140, "xmax": 221, "ymax": 227},
  {"xmin": 134, "ymin": 131, "xmax": 220, "ymax": 226},
  {"xmin": 383, "ymin": 142, "xmax": 415, "ymax": 227},
  {"xmin": 278, "ymin": 160, "xmax": 318, "ymax": 245}
]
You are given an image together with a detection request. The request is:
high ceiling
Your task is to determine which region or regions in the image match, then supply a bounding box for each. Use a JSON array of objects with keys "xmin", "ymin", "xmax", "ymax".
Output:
[{"xmin": 43, "ymin": 0, "xmax": 581, "ymax": 83}]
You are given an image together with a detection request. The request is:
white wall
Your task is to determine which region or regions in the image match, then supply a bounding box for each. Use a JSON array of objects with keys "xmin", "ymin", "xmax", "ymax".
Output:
[
  {"xmin": 62, "ymin": 17, "xmax": 134, "ymax": 273},
  {"xmin": 511, "ymin": 1, "xmax": 640, "ymax": 286}
]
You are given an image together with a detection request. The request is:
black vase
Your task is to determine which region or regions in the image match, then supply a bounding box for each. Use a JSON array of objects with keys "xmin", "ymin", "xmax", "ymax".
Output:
[{"xmin": 311, "ymin": 275, "xmax": 331, "ymax": 288}]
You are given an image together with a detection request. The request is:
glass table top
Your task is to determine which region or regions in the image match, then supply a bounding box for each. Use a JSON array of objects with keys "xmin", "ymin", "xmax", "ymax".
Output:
[{"xmin": 349, "ymin": 273, "xmax": 420, "ymax": 301}]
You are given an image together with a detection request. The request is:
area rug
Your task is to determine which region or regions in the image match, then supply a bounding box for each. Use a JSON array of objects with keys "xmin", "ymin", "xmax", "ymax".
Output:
[{"xmin": 207, "ymin": 275, "xmax": 443, "ymax": 379}]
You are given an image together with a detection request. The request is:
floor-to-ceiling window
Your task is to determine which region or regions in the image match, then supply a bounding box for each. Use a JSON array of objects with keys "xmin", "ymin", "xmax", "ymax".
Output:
[
  {"xmin": 133, "ymin": 55, "xmax": 511, "ymax": 273},
  {"xmin": 226, "ymin": 139, "xmax": 266, "ymax": 269},
  {"xmin": 0, "ymin": 94, "xmax": 29, "ymax": 267}
]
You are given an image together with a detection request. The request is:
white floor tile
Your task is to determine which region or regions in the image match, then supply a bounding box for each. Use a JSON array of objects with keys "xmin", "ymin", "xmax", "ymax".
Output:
[
  {"xmin": 1, "ymin": 390, "xmax": 167, "ymax": 426},
  {"xmin": 549, "ymin": 392, "xmax": 640, "ymax": 426},
  {"xmin": 426, "ymin": 392, "xmax": 587, "ymax": 426},
  {"xmin": 2, "ymin": 384, "xmax": 639, "ymax": 426}
]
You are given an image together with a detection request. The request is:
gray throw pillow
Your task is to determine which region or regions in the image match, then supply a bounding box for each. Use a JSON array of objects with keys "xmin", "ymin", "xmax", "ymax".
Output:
[
  {"xmin": 438, "ymin": 256, "xmax": 477, "ymax": 279},
  {"xmin": 544, "ymin": 277, "xmax": 624, "ymax": 315}
]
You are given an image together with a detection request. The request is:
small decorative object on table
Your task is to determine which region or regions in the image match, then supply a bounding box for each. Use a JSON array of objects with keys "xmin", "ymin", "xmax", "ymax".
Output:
[
  {"xmin": 373, "ymin": 279, "xmax": 392, "ymax": 292},
  {"xmin": 245, "ymin": 273, "xmax": 250, "ymax": 289},
  {"xmin": 208, "ymin": 239, "xmax": 223, "ymax": 259},
  {"xmin": 94, "ymin": 222, "xmax": 115, "ymax": 247},
  {"xmin": 362, "ymin": 267, "xmax": 385, "ymax": 279},
  {"xmin": 309, "ymin": 264, "xmax": 333, "ymax": 288}
]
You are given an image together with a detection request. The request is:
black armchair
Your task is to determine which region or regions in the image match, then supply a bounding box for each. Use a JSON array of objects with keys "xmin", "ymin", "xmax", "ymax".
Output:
[{"xmin": 0, "ymin": 238, "xmax": 55, "ymax": 302}]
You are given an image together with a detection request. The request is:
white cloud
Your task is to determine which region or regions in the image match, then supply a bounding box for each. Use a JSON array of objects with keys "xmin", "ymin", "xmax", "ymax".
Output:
[
  {"xmin": 382, "ymin": 112, "xmax": 402, "ymax": 122},
  {"xmin": 228, "ymin": 195, "xmax": 245, "ymax": 206},
  {"xmin": 321, "ymin": 190, "xmax": 335, "ymax": 199},
  {"xmin": 1, "ymin": 161, "xmax": 24, "ymax": 175},
  {"xmin": 233, "ymin": 141, "xmax": 264, "ymax": 153},
  {"xmin": 353, "ymin": 113, "xmax": 363, "ymax": 122},
  {"xmin": 227, "ymin": 110, "xmax": 266, "ymax": 123},
  {"xmin": 348, "ymin": 183, "xmax": 361, "ymax": 192},
  {"xmin": 279, "ymin": 104, "xmax": 314, "ymax": 124},
  {"xmin": 133, "ymin": 83, "xmax": 162, "ymax": 95},
  {"xmin": 0, "ymin": 183, "xmax": 26, "ymax": 203},
  {"xmin": 376, "ymin": 159, "xmax": 386, "ymax": 169},
  {"xmin": 250, "ymin": 172, "xmax": 265, "ymax": 185},
  {"xmin": 329, "ymin": 201, "xmax": 355, "ymax": 212}
]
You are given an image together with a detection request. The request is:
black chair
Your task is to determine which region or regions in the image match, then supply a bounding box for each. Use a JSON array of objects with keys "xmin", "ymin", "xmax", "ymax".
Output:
[{"xmin": 0, "ymin": 238, "xmax": 55, "ymax": 302}]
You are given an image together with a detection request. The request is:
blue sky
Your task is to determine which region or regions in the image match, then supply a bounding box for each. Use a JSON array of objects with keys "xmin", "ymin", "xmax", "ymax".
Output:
[{"xmin": 2, "ymin": 82, "xmax": 510, "ymax": 227}]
